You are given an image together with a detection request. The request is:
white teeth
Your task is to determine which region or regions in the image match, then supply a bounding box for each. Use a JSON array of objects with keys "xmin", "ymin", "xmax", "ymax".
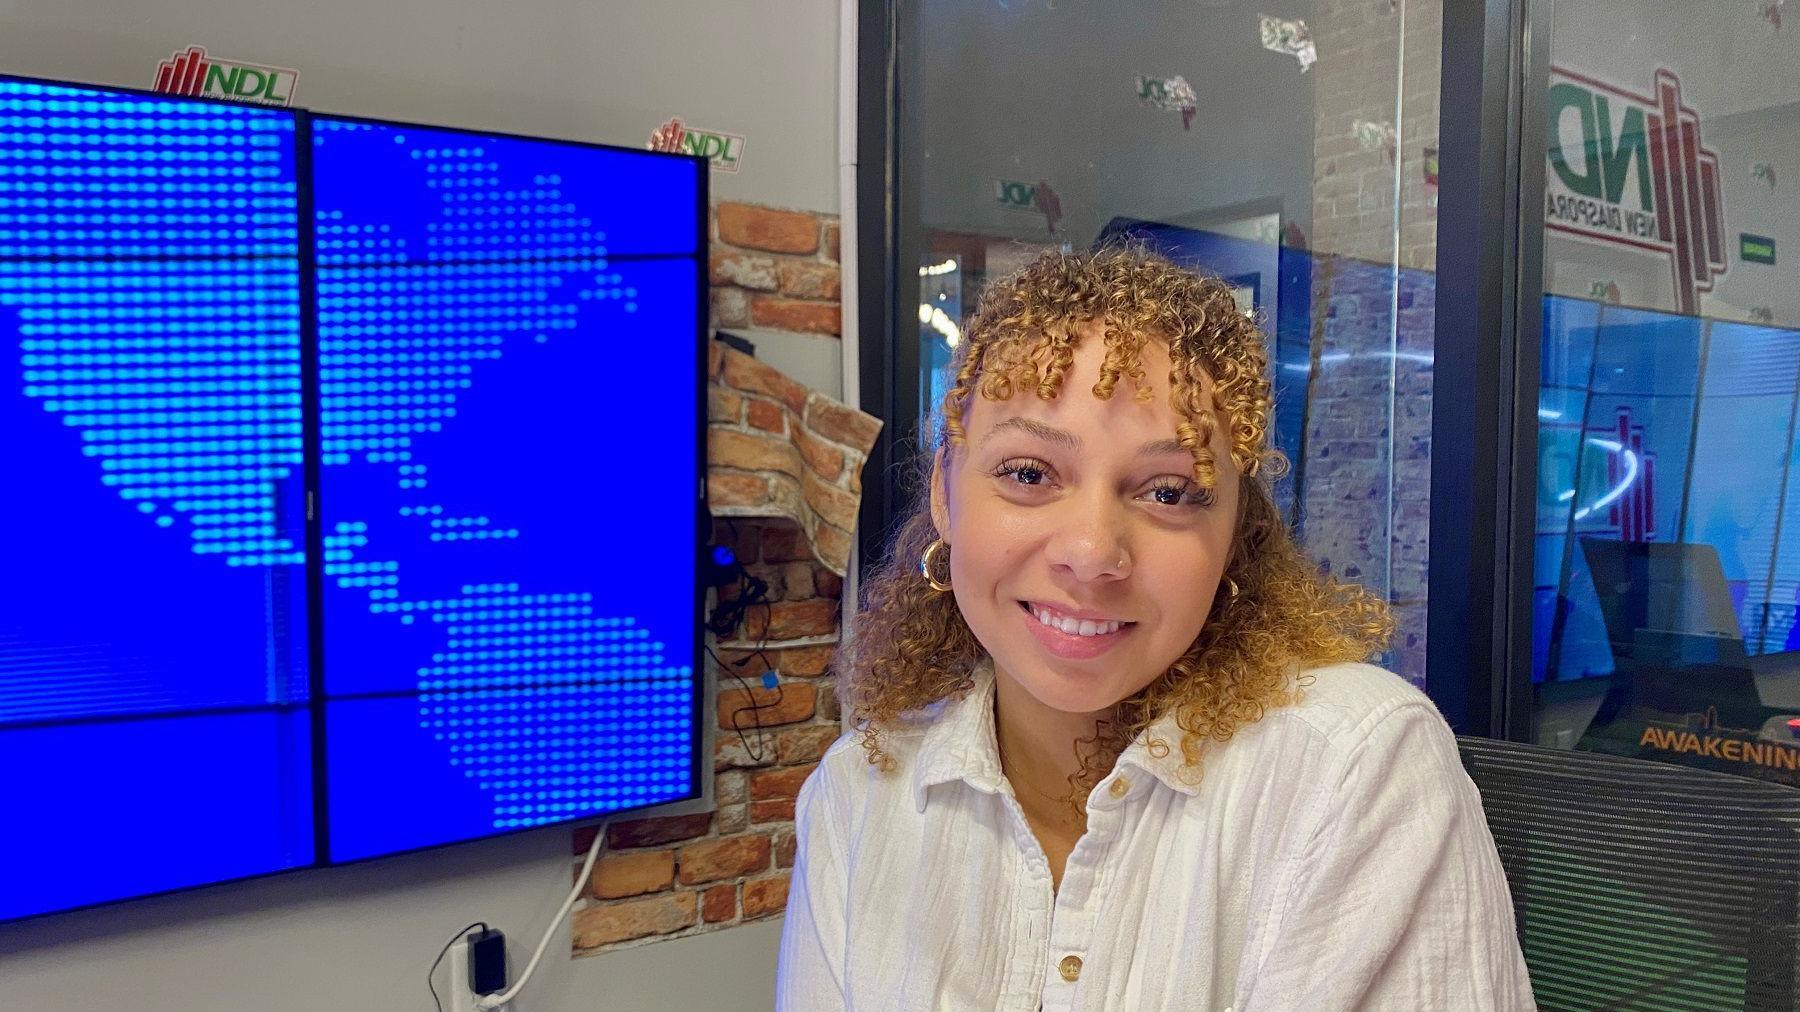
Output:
[{"xmin": 1030, "ymin": 607, "xmax": 1122, "ymax": 637}]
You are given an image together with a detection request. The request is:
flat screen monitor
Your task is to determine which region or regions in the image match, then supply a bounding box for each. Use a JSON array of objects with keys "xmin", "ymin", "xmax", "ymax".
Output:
[
  {"xmin": 1581, "ymin": 539, "xmax": 1749, "ymax": 665},
  {"xmin": 0, "ymin": 76, "xmax": 706, "ymax": 921},
  {"xmin": 307, "ymin": 116, "xmax": 704, "ymax": 861},
  {"xmin": 0, "ymin": 77, "xmax": 314, "ymax": 921}
]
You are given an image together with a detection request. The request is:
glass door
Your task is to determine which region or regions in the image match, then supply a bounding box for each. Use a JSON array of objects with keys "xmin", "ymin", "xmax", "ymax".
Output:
[
  {"xmin": 886, "ymin": 0, "xmax": 1446, "ymax": 683},
  {"xmin": 1527, "ymin": 0, "xmax": 1800, "ymax": 787}
]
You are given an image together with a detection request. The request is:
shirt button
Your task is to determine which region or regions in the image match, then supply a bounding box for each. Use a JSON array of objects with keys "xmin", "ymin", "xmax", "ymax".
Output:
[
  {"xmin": 1108, "ymin": 776, "xmax": 1130, "ymax": 798},
  {"xmin": 1058, "ymin": 954, "xmax": 1083, "ymax": 982}
]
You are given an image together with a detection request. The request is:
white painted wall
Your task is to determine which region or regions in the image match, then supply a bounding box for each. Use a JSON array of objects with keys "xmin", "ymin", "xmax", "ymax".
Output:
[
  {"xmin": 0, "ymin": 828, "xmax": 784, "ymax": 1011},
  {"xmin": 913, "ymin": 0, "xmax": 1317, "ymax": 249},
  {"xmin": 0, "ymin": 0, "xmax": 840, "ymax": 214},
  {"xmin": 0, "ymin": 0, "xmax": 837, "ymax": 1007}
]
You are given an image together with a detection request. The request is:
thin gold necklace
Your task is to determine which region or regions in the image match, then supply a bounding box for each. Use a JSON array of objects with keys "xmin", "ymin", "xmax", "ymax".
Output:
[{"xmin": 995, "ymin": 728, "xmax": 1082, "ymax": 807}]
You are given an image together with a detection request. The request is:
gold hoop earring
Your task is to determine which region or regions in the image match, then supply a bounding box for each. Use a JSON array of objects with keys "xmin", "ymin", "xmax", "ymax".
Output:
[
  {"xmin": 1223, "ymin": 576, "xmax": 1240, "ymax": 601},
  {"xmin": 921, "ymin": 539, "xmax": 953, "ymax": 593}
]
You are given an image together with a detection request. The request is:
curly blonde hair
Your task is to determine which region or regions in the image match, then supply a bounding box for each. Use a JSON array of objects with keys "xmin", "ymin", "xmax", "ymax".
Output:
[{"xmin": 839, "ymin": 244, "xmax": 1391, "ymax": 797}]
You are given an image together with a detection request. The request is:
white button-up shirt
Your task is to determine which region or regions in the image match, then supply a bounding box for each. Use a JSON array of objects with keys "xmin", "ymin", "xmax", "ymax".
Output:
[{"xmin": 777, "ymin": 659, "xmax": 1535, "ymax": 1010}]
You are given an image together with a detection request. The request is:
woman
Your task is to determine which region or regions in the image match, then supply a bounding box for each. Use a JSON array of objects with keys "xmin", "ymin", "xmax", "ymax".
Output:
[{"xmin": 777, "ymin": 246, "xmax": 1534, "ymax": 1010}]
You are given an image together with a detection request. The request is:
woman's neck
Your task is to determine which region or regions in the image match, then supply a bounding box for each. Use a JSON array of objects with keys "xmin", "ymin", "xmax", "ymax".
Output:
[{"xmin": 991, "ymin": 664, "xmax": 1113, "ymax": 817}]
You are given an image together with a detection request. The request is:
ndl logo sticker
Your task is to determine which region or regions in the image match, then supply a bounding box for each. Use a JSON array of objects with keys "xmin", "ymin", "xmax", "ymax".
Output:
[
  {"xmin": 647, "ymin": 117, "xmax": 745, "ymax": 173},
  {"xmin": 152, "ymin": 46, "xmax": 298, "ymax": 106},
  {"xmin": 1546, "ymin": 66, "xmax": 1726, "ymax": 314},
  {"xmin": 993, "ymin": 179, "xmax": 1062, "ymax": 234},
  {"xmin": 995, "ymin": 179, "xmax": 1040, "ymax": 212}
]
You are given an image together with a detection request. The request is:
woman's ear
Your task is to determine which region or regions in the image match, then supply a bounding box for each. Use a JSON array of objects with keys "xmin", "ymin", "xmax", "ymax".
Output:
[{"xmin": 929, "ymin": 447, "xmax": 952, "ymax": 542}]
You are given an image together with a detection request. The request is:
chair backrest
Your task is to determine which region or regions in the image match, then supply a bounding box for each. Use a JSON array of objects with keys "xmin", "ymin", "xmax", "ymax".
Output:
[{"xmin": 1458, "ymin": 735, "xmax": 1800, "ymax": 1011}]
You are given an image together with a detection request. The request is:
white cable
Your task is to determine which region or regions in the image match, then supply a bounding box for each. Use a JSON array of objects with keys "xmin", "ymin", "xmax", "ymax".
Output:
[{"xmin": 475, "ymin": 821, "xmax": 608, "ymax": 1010}]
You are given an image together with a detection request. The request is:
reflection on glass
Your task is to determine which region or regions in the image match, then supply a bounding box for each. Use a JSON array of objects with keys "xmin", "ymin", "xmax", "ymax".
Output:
[
  {"xmin": 919, "ymin": 253, "xmax": 963, "ymax": 449},
  {"xmin": 1532, "ymin": 1, "xmax": 1800, "ymax": 787},
  {"xmin": 905, "ymin": 0, "xmax": 1440, "ymax": 681}
]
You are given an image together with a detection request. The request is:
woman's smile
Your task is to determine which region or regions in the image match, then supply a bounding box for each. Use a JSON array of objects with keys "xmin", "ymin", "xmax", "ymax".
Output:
[{"xmin": 1018, "ymin": 600, "xmax": 1137, "ymax": 659}]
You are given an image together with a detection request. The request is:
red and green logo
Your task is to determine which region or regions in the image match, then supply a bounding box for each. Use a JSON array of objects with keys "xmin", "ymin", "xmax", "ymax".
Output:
[
  {"xmin": 647, "ymin": 117, "xmax": 745, "ymax": 173},
  {"xmin": 1546, "ymin": 67, "xmax": 1724, "ymax": 314},
  {"xmin": 152, "ymin": 46, "xmax": 298, "ymax": 106}
]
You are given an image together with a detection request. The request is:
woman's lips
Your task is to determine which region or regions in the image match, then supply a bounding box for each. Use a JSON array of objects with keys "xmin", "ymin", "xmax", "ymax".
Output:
[{"xmin": 1018, "ymin": 601, "xmax": 1134, "ymax": 660}]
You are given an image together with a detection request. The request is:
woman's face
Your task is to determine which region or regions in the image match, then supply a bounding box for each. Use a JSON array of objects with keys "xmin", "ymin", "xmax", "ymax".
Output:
[{"xmin": 931, "ymin": 320, "xmax": 1241, "ymax": 716}]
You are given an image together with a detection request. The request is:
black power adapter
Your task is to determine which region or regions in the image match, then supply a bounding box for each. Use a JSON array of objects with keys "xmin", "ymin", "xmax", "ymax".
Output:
[{"xmin": 466, "ymin": 926, "xmax": 508, "ymax": 997}]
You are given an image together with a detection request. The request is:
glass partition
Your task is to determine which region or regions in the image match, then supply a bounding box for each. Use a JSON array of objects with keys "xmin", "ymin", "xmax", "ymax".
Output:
[
  {"xmin": 897, "ymin": 0, "xmax": 1444, "ymax": 681},
  {"xmin": 1529, "ymin": 1, "xmax": 1800, "ymax": 785}
]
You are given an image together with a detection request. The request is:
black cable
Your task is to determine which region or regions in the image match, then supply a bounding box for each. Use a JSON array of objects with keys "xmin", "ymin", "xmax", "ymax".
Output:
[
  {"xmin": 429, "ymin": 920, "xmax": 489, "ymax": 1012},
  {"xmin": 734, "ymin": 595, "xmax": 785, "ymax": 760},
  {"xmin": 706, "ymin": 568, "xmax": 768, "ymax": 637},
  {"xmin": 704, "ymin": 552, "xmax": 787, "ymax": 761},
  {"xmin": 706, "ymin": 638, "xmax": 783, "ymax": 762}
]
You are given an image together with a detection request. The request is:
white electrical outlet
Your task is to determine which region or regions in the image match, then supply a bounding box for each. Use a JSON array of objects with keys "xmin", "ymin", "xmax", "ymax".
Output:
[{"xmin": 444, "ymin": 937, "xmax": 509, "ymax": 1012}]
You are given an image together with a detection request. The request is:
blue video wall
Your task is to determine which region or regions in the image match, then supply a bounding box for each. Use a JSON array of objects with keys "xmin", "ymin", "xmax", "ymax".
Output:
[
  {"xmin": 1533, "ymin": 296, "xmax": 1800, "ymax": 681},
  {"xmin": 0, "ymin": 80, "xmax": 703, "ymax": 920}
]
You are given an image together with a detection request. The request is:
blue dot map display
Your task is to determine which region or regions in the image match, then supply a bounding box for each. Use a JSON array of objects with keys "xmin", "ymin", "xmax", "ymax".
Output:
[{"xmin": 0, "ymin": 77, "xmax": 704, "ymax": 921}]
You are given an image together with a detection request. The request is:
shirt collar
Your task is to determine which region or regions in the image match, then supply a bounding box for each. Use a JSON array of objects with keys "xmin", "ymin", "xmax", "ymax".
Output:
[
  {"xmin": 910, "ymin": 658, "xmax": 1204, "ymax": 813},
  {"xmin": 910, "ymin": 659, "xmax": 1007, "ymax": 813}
]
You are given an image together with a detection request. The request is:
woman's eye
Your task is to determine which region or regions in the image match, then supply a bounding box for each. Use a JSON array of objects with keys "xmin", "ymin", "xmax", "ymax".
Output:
[
  {"xmin": 991, "ymin": 458, "xmax": 1053, "ymax": 488},
  {"xmin": 1145, "ymin": 481, "xmax": 1214, "ymax": 508}
]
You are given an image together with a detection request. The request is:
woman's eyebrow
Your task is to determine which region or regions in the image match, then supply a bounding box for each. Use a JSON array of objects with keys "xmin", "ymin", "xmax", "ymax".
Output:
[
  {"xmin": 980, "ymin": 416, "xmax": 1080, "ymax": 449},
  {"xmin": 1137, "ymin": 437, "xmax": 1189, "ymax": 457},
  {"xmin": 979, "ymin": 418, "xmax": 1189, "ymax": 459}
]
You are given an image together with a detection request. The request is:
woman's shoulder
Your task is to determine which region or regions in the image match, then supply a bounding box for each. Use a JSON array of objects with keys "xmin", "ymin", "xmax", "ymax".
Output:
[
  {"xmin": 798, "ymin": 714, "xmax": 933, "ymax": 809},
  {"xmin": 1265, "ymin": 660, "xmax": 1450, "ymax": 753},
  {"xmin": 805, "ymin": 678, "xmax": 983, "ymax": 788},
  {"xmin": 1222, "ymin": 663, "xmax": 1470, "ymax": 828}
]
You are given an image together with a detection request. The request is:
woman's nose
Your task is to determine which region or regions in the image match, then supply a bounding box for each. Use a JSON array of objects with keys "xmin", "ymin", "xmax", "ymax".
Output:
[{"xmin": 1043, "ymin": 498, "xmax": 1131, "ymax": 583}]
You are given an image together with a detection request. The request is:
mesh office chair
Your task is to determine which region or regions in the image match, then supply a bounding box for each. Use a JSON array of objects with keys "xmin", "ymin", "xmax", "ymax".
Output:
[{"xmin": 1458, "ymin": 736, "xmax": 1800, "ymax": 1011}]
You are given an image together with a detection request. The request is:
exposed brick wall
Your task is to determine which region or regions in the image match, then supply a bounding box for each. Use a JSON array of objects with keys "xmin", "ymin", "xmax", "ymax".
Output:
[
  {"xmin": 707, "ymin": 343, "xmax": 880, "ymax": 575},
  {"xmin": 710, "ymin": 202, "xmax": 843, "ymax": 338},
  {"xmin": 572, "ymin": 203, "xmax": 876, "ymax": 955},
  {"xmin": 1302, "ymin": 0, "xmax": 1441, "ymax": 686},
  {"xmin": 1309, "ymin": 0, "xmax": 1441, "ymax": 270},
  {"xmin": 1299, "ymin": 262, "xmax": 1436, "ymax": 685},
  {"xmin": 569, "ymin": 513, "xmax": 849, "ymax": 954}
]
